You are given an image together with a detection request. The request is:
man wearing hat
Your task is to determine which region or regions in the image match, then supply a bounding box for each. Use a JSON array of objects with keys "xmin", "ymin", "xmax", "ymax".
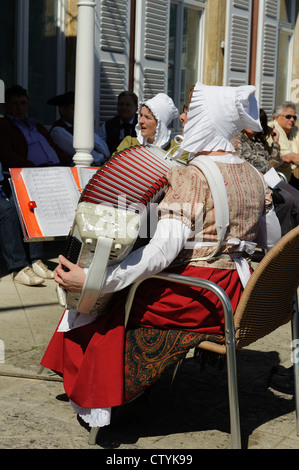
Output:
[
  {"xmin": 41, "ymin": 83, "xmax": 280, "ymax": 431},
  {"xmin": 48, "ymin": 91, "xmax": 110, "ymax": 166}
]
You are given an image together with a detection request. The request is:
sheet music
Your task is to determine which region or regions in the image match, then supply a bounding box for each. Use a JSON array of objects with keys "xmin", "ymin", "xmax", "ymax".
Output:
[
  {"xmin": 263, "ymin": 167, "xmax": 282, "ymax": 189},
  {"xmin": 21, "ymin": 167, "xmax": 80, "ymax": 237},
  {"xmin": 77, "ymin": 167, "xmax": 98, "ymax": 190}
]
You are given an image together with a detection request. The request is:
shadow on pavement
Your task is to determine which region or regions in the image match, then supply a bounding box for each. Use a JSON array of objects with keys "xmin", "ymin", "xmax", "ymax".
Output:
[{"xmin": 92, "ymin": 349, "xmax": 295, "ymax": 449}]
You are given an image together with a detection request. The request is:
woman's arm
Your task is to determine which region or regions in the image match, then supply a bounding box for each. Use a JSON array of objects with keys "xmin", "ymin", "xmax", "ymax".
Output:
[{"xmin": 54, "ymin": 218, "xmax": 192, "ymax": 294}]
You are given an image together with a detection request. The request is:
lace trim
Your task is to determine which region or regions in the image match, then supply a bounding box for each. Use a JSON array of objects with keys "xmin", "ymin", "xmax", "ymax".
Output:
[{"xmin": 70, "ymin": 400, "xmax": 111, "ymax": 428}]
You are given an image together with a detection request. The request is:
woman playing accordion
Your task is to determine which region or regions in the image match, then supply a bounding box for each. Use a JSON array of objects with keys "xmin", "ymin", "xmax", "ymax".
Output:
[{"xmin": 41, "ymin": 84, "xmax": 280, "ymax": 439}]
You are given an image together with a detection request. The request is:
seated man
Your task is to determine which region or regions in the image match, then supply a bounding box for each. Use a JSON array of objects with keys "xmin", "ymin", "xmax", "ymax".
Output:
[
  {"xmin": 268, "ymin": 101, "xmax": 299, "ymax": 189},
  {"xmin": 0, "ymin": 85, "xmax": 71, "ymax": 190},
  {"xmin": 99, "ymin": 91, "xmax": 138, "ymax": 154},
  {"xmin": 0, "ymin": 162, "xmax": 53, "ymax": 286},
  {"xmin": 47, "ymin": 91, "xmax": 110, "ymax": 166}
]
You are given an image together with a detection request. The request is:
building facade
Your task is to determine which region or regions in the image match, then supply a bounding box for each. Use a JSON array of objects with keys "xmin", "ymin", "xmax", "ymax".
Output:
[{"xmin": 1, "ymin": 0, "xmax": 298, "ymax": 135}]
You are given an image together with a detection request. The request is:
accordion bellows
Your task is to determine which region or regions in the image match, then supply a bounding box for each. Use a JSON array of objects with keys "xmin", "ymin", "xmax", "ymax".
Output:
[{"xmin": 63, "ymin": 145, "xmax": 181, "ymax": 315}]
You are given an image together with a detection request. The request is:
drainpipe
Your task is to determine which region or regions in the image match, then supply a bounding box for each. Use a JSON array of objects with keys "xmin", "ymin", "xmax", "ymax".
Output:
[{"xmin": 73, "ymin": 0, "xmax": 96, "ymax": 167}]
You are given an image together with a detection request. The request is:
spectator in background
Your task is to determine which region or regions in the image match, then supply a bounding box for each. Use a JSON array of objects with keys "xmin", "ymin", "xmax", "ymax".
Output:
[
  {"xmin": 99, "ymin": 91, "xmax": 138, "ymax": 154},
  {"xmin": 0, "ymin": 85, "xmax": 64, "ymax": 283},
  {"xmin": 231, "ymin": 108, "xmax": 299, "ymax": 236},
  {"xmin": 268, "ymin": 101, "xmax": 299, "ymax": 189},
  {"xmin": 47, "ymin": 91, "xmax": 110, "ymax": 166},
  {"xmin": 0, "ymin": 85, "xmax": 72, "ymax": 191},
  {"xmin": 0, "ymin": 161, "xmax": 53, "ymax": 286},
  {"xmin": 111, "ymin": 92, "xmax": 179, "ymax": 157}
]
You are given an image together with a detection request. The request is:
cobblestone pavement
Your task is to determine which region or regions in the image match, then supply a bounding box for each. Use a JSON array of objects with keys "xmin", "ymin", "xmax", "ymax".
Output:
[{"xmin": 0, "ymin": 241, "xmax": 298, "ymax": 452}]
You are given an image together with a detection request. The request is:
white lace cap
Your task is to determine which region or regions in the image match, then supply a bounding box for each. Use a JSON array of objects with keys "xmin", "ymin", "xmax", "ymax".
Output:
[
  {"xmin": 136, "ymin": 93, "xmax": 179, "ymax": 148},
  {"xmin": 180, "ymin": 83, "xmax": 262, "ymax": 155}
]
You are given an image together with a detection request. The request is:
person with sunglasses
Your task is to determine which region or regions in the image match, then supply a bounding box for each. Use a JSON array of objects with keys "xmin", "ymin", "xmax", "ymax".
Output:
[{"xmin": 269, "ymin": 101, "xmax": 299, "ymax": 189}]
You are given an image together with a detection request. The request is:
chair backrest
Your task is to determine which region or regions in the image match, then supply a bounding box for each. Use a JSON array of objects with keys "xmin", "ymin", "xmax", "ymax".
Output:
[
  {"xmin": 234, "ymin": 225, "xmax": 299, "ymax": 349},
  {"xmin": 277, "ymin": 171, "xmax": 288, "ymax": 183}
]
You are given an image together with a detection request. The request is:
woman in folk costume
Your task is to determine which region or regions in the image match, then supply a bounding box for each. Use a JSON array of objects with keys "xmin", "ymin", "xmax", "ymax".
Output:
[
  {"xmin": 41, "ymin": 83, "xmax": 280, "ymax": 431},
  {"xmin": 111, "ymin": 92, "xmax": 179, "ymax": 156}
]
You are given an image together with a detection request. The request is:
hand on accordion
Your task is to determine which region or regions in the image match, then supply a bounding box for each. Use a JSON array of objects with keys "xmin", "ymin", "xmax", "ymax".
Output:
[{"xmin": 54, "ymin": 255, "xmax": 86, "ymax": 293}]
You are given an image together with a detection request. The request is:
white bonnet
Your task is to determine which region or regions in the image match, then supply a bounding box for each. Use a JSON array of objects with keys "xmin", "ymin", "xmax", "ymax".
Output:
[
  {"xmin": 136, "ymin": 93, "xmax": 179, "ymax": 148},
  {"xmin": 180, "ymin": 83, "xmax": 262, "ymax": 155}
]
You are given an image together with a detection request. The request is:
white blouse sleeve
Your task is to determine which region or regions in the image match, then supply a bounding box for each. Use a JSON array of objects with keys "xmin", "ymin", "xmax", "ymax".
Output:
[{"xmin": 100, "ymin": 218, "xmax": 192, "ymax": 294}]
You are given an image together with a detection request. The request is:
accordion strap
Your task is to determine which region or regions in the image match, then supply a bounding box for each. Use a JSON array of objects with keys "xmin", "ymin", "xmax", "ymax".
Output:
[
  {"xmin": 189, "ymin": 155, "xmax": 230, "ymax": 259},
  {"xmin": 76, "ymin": 236, "xmax": 113, "ymax": 314}
]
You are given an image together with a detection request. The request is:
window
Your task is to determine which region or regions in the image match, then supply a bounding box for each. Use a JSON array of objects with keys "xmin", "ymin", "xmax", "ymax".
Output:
[
  {"xmin": 168, "ymin": 1, "xmax": 204, "ymax": 130},
  {"xmin": 280, "ymin": 0, "xmax": 295, "ymax": 23},
  {"xmin": 0, "ymin": 0, "xmax": 17, "ymax": 89},
  {"xmin": 0, "ymin": 0, "xmax": 66, "ymax": 125},
  {"xmin": 276, "ymin": 29, "xmax": 292, "ymax": 104},
  {"xmin": 28, "ymin": 0, "xmax": 59, "ymax": 123},
  {"xmin": 276, "ymin": 0, "xmax": 296, "ymax": 104}
]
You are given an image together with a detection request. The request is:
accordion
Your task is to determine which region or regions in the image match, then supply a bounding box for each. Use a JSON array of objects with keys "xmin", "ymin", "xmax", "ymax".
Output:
[{"xmin": 63, "ymin": 145, "xmax": 181, "ymax": 315}]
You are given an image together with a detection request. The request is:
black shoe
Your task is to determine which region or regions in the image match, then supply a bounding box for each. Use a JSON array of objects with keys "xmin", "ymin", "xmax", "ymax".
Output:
[
  {"xmin": 56, "ymin": 393, "xmax": 69, "ymax": 402},
  {"xmin": 268, "ymin": 365, "xmax": 294, "ymax": 395}
]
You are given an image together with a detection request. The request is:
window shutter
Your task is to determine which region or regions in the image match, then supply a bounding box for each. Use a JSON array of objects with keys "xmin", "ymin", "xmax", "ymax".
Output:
[
  {"xmin": 95, "ymin": 0, "xmax": 131, "ymax": 127},
  {"xmin": 255, "ymin": 0, "xmax": 280, "ymax": 116},
  {"xmin": 223, "ymin": 0, "xmax": 252, "ymax": 86},
  {"xmin": 134, "ymin": 0, "xmax": 170, "ymax": 100}
]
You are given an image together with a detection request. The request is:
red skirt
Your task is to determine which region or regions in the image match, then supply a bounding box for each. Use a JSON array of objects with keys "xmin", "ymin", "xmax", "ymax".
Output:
[{"xmin": 41, "ymin": 265, "xmax": 243, "ymax": 409}]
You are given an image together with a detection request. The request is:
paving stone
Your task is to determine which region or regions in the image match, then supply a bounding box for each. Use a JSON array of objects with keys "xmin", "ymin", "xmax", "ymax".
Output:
[{"xmin": 0, "ymin": 247, "xmax": 298, "ymax": 450}]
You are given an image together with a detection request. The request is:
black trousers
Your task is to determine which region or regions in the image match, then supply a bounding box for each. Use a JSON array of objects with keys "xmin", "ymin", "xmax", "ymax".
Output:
[{"xmin": 274, "ymin": 180, "xmax": 299, "ymax": 235}]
